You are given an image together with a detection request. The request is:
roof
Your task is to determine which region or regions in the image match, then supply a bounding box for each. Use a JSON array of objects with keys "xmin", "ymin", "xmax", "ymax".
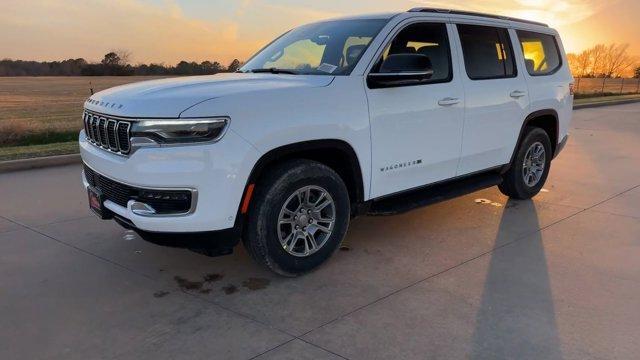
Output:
[
  {"xmin": 325, "ymin": 12, "xmax": 401, "ymax": 21},
  {"xmin": 408, "ymin": 8, "xmax": 548, "ymax": 27}
]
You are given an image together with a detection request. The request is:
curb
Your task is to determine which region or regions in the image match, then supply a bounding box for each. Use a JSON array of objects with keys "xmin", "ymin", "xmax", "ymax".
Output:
[
  {"xmin": 0, "ymin": 153, "xmax": 81, "ymax": 174},
  {"xmin": 573, "ymin": 98, "xmax": 640, "ymax": 110}
]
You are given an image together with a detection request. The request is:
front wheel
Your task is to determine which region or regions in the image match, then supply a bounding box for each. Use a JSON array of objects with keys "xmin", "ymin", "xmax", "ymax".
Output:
[
  {"xmin": 244, "ymin": 159, "xmax": 350, "ymax": 276},
  {"xmin": 499, "ymin": 127, "xmax": 552, "ymax": 199}
]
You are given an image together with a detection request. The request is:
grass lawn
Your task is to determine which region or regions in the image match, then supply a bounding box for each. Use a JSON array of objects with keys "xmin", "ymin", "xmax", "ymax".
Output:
[{"xmin": 0, "ymin": 141, "xmax": 78, "ymax": 161}]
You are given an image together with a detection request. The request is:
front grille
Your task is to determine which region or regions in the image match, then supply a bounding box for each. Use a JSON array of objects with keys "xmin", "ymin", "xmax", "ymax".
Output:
[
  {"xmin": 84, "ymin": 164, "xmax": 193, "ymax": 215},
  {"xmin": 83, "ymin": 111, "xmax": 131, "ymax": 155}
]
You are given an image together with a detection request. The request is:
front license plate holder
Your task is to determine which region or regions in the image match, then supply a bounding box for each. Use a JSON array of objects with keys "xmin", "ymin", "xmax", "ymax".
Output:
[{"xmin": 88, "ymin": 187, "xmax": 111, "ymax": 219}]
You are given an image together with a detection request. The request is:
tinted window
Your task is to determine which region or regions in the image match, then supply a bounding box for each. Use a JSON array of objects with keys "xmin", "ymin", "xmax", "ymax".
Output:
[
  {"xmin": 516, "ymin": 30, "xmax": 561, "ymax": 75},
  {"xmin": 372, "ymin": 23, "xmax": 452, "ymax": 83},
  {"xmin": 457, "ymin": 24, "xmax": 516, "ymax": 80}
]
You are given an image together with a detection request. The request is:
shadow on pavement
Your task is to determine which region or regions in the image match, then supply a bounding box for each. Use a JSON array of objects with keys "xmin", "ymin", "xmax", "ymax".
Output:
[{"xmin": 471, "ymin": 199, "xmax": 563, "ymax": 359}]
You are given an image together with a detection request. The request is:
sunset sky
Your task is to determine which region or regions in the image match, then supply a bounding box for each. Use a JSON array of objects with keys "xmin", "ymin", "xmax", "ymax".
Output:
[{"xmin": 2, "ymin": 0, "xmax": 638, "ymax": 65}]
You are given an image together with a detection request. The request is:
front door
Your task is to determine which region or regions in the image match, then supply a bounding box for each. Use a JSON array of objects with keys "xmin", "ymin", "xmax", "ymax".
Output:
[{"xmin": 367, "ymin": 22, "xmax": 465, "ymax": 198}]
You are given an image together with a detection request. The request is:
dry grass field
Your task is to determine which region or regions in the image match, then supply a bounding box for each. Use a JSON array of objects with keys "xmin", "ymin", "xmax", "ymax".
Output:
[
  {"xmin": 1, "ymin": 75, "xmax": 639, "ymax": 161},
  {"xmin": 0, "ymin": 76, "xmax": 168, "ymax": 147}
]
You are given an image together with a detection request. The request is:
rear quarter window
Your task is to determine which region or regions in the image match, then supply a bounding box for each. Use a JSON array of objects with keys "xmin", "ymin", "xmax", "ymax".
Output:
[{"xmin": 516, "ymin": 30, "xmax": 562, "ymax": 76}]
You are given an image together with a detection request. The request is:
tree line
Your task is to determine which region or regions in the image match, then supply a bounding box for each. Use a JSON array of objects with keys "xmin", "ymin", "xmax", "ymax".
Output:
[
  {"xmin": 0, "ymin": 51, "xmax": 243, "ymax": 76},
  {"xmin": 567, "ymin": 43, "xmax": 639, "ymax": 78},
  {"xmin": 3, "ymin": 46, "xmax": 639, "ymax": 78}
]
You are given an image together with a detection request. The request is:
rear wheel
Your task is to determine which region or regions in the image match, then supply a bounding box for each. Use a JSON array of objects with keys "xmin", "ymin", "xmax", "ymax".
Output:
[
  {"xmin": 244, "ymin": 159, "xmax": 350, "ymax": 276},
  {"xmin": 499, "ymin": 127, "xmax": 552, "ymax": 199}
]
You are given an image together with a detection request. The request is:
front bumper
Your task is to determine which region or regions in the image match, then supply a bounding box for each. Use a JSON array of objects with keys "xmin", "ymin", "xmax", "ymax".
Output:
[
  {"xmin": 79, "ymin": 129, "xmax": 260, "ymax": 233},
  {"xmin": 111, "ymin": 213, "xmax": 241, "ymax": 256}
]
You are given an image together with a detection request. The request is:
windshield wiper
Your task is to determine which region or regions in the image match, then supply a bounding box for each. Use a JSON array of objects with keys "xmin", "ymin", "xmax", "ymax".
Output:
[{"xmin": 248, "ymin": 68, "xmax": 298, "ymax": 75}]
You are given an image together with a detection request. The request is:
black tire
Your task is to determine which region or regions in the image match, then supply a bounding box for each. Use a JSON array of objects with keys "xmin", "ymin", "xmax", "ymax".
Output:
[
  {"xmin": 499, "ymin": 127, "xmax": 552, "ymax": 199},
  {"xmin": 243, "ymin": 159, "xmax": 350, "ymax": 276}
]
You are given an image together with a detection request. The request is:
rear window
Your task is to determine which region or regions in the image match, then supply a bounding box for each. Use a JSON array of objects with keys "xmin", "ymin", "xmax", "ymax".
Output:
[
  {"xmin": 516, "ymin": 30, "xmax": 562, "ymax": 76},
  {"xmin": 457, "ymin": 24, "xmax": 516, "ymax": 80}
]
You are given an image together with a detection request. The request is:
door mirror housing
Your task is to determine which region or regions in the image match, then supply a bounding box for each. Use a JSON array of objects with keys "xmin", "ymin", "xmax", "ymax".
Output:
[{"xmin": 367, "ymin": 54, "xmax": 434, "ymax": 89}]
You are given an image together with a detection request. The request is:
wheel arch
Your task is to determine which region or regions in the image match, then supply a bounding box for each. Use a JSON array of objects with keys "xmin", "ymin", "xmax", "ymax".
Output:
[
  {"xmin": 239, "ymin": 139, "xmax": 366, "ymax": 215},
  {"xmin": 504, "ymin": 109, "xmax": 559, "ymax": 172}
]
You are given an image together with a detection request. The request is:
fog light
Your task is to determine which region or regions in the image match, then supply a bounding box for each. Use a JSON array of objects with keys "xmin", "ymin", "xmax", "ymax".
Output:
[{"xmin": 131, "ymin": 201, "xmax": 157, "ymax": 216}]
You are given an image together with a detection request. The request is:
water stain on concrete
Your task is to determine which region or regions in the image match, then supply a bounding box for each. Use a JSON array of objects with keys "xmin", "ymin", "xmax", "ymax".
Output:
[
  {"xmin": 222, "ymin": 284, "xmax": 238, "ymax": 295},
  {"xmin": 204, "ymin": 273, "xmax": 224, "ymax": 283},
  {"xmin": 174, "ymin": 276, "xmax": 204, "ymax": 291},
  {"xmin": 153, "ymin": 291, "xmax": 170, "ymax": 298},
  {"xmin": 242, "ymin": 278, "xmax": 270, "ymax": 291},
  {"xmin": 174, "ymin": 274, "xmax": 225, "ymax": 294}
]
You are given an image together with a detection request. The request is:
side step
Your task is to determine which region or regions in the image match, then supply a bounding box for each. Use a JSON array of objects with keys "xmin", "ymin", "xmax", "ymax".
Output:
[{"xmin": 368, "ymin": 171, "xmax": 503, "ymax": 216}]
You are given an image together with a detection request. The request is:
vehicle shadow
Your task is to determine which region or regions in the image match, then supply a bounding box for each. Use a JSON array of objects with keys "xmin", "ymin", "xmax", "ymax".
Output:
[{"xmin": 470, "ymin": 199, "xmax": 563, "ymax": 359}]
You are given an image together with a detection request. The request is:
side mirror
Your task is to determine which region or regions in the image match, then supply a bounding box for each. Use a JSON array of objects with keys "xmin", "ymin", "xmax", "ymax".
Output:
[{"xmin": 367, "ymin": 54, "xmax": 434, "ymax": 89}]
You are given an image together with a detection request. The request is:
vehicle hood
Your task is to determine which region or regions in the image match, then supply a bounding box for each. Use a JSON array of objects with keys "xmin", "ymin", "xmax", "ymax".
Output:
[{"xmin": 83, "ymin": 73, "xmax": 335, "ymax": 118}]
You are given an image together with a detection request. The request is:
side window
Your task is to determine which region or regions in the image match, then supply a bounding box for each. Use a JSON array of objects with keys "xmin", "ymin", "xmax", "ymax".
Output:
[
  {"xmin": 372, "ymin": 22, "xmax": 452, "ymax": 83},
  {"xmin": 516, "ymin": 30, "xmax": 561, "ymax": 76},
  {"xmin": 457, "ymin": 24, "xmax": 516, "ymax": 80}
]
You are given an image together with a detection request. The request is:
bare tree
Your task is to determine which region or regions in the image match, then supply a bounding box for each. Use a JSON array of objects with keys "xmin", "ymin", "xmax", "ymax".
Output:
[
  {"xmin": 589, "ymin": 44, "xmax": 607, "ymax": 77},
  {"xmin": 602, "ymin": 44, "xmax": 635, "ymax": 78},
  {"xmin": 573, "ymin": 49, "xmax": 593, "ymax": 77},
  {"xmin": 115, "ymin": 49, "xmax": 132, "ymax": 65}
]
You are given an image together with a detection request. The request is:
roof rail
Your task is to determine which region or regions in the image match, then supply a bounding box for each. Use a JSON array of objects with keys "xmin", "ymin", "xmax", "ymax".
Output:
[{"xmin": 408, "ymin": 8, "xmax": 549, "ymax": 27}]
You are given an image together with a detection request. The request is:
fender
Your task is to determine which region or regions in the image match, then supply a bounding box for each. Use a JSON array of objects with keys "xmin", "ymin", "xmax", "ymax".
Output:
[
  {"xmin": 502, "ymin": 109, "xmax": 559, "ymax": 173},
  {"xmin": 237, "ymin": 139, "xmax": 366, "ymax": 216}
]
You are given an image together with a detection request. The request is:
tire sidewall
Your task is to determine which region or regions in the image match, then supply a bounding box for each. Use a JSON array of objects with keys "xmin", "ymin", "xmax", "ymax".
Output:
[
  {"xmin": 513, "ymin": 128, "xmax": 552, "ymax": 197},
  {"xmin": 250, "ymin": 162, "xmax": 350, "ymax": 275}
]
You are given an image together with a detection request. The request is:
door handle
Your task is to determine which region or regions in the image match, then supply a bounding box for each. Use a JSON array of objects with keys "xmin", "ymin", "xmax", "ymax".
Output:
[
  {"xmin": 438, "ymin": 97, "xmax": 460, "ymax": 106},
  {"xmin": 510, "ymin": 90, "xmax": 527, "ymax": 98}
]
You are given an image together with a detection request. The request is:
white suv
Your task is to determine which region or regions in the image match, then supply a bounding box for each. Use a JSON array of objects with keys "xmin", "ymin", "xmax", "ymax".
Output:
[{"xmin": 80, "ymin": 8, "xmax": 573, "ymax": 276}]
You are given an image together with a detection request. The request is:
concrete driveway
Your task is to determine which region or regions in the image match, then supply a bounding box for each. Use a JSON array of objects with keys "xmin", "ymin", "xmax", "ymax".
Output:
[{"xmin": 1, "ymin": 103, "xmax": 639, "ymax": 360}]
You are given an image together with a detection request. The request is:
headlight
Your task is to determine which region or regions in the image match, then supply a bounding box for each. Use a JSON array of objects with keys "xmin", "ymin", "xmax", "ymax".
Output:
[{"xmin": 130, "ymin": 117, "xmax": 229, "ymax": 144}]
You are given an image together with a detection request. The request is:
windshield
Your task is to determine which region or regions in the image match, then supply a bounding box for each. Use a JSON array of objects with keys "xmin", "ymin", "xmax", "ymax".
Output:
[{"xmin": 241, "ymin": 19, "xmax": 389, "ymax": 75}]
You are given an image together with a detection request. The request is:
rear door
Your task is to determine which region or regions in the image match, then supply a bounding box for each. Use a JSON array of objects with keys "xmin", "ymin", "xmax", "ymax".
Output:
[
  {"xmin": 453, "ymin": 23, "xmax": 530, "ymax": 175},
  {"xmin": 514, "ymin": 29, "xmax": 573, "ymax": 145},
  {"xmin": 367, "ymin": 21, "xmax": 465, "ymax": 198}
]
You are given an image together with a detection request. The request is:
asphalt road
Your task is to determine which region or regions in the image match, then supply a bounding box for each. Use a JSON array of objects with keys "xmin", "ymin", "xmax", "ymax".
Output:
[{"xmin": 2, "ymin": 103, "xmax": 639, "ymax": 360}]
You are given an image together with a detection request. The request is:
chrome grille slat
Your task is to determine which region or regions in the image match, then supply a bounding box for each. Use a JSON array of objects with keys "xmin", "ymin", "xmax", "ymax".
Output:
[
  {"xmin": 117, "ymin": 122, "xmax": 131, "ymax": 154},
  {"xmin": 83, "ymin": 112, "xmax": 90, "ymax": 140},
  {"xmin": 89, "ymin": 115, "xmax": 97, "ymax": 142},
  {"xmin": 83, "ymin": 110, "xmax": 132, "ymax": 155},
  {"xmin": 107, "ymin": 120, "xmax": 118, "ymax": 151},
  {"xmin": 99, "ymin": 117, "xmax": 108, "ymax": 147},
  {"xmin": 93, "ymin": 116, "xmax": 101, "ymax": 144}
]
